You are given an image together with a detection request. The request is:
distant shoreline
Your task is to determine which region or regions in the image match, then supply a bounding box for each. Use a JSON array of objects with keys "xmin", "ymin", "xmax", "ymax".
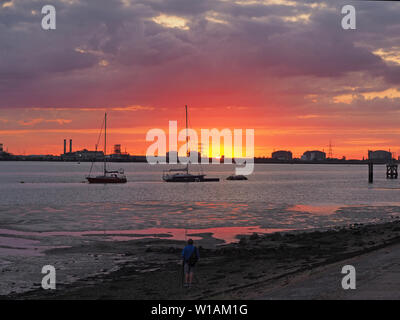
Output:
[{"xmin": 0, "ymin": 158, "xmax": 394, "ymax": 165}]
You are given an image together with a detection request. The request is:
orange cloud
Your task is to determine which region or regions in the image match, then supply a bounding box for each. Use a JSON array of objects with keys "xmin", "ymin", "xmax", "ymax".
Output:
[
  {"xmin": 111, "ymin": 105, "xmax": 155, "ymax": 111},
  {"xmin": 18, "ymin": 118, "xmax": 72, "ymax": 126}
]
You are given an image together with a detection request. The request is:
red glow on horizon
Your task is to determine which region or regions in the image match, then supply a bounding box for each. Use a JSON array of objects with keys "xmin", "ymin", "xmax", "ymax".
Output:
[{"xmin": 0, "ymin": 107, "xmax": 399, "ymax": 160}]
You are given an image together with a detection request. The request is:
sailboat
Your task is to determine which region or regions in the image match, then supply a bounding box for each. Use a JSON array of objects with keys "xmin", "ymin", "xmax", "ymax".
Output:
[
  {"xmin": 162, "ymin": 106, "xmax": 219, "ymax": 183},
  {"xmin": 86, "ymin": 113, "xmax": 127, "ymax": 184}
]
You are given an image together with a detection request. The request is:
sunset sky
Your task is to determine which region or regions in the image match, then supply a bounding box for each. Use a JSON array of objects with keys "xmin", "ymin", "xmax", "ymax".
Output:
[{"xmin": 1, "ymin": 0, "xmax": 400, "ymax": 158}]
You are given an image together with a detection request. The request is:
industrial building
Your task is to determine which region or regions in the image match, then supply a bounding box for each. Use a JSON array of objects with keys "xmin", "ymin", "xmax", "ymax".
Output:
[
  {"xmin": 110, "ymin": 144, "xmax": 131, "ymax": 161},
  {"xmin": 301, "ymin": 150, "xmax": 326, "ymax": 161},
  {"xmin": 0, "ymin": 143, "xmax": 6, "ymax": 159},
  {"xmin": 63, "ymin": 139, "xmax": 73, "ymax": 154},
  {"xmin": 368, "ymin": 150, "xmax": 392, "ymax": 162},
  {"xmin": 271, "ymin": 150, "xmax": 292, "ymax": 161},
  {"xmin": 60, "ymin": 139, "xmax": 133, "ymax": 162},
  {"xmin": 0, "ymin": 143, "xmax": 12, "ymax": 159},
  {"xmin": 61, "ymin": 149, "xmax": 104, "ymax": 161}
]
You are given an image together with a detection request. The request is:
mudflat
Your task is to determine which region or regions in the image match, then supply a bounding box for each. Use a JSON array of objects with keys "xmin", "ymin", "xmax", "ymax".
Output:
[{"xmin": 4, "ymin": 219, "xmax": 400, "ymax": 300}]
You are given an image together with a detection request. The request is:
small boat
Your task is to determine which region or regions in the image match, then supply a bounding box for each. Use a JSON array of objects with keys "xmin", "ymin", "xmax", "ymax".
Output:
[
  {"xmin": 87, "ymin": 170, "xmax": 127, "ymax": 184},
  {"xmin": 163, "ymin": 168, "xmax": 219, "ymax": 182},
  {"xmin": 162, "ymin": 105, "xmax": 219, "ymax": 183},
  {"xmin": 86, "ymin": 113, "xmax": 127, "ymax": 184},
  {"xmin": 226, "ymin": 174, "xmax": 248, "ymax": 180}
]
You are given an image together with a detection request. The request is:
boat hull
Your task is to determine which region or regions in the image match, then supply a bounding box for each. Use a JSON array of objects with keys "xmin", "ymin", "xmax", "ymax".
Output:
[
  {"xmin": 163, "ymin": 174, "xmax": 219, "ymax": 182},
  {"xmin": 86, "ymin": 176, "xmax": 127, "ymax": 184},
  {"xmin": 226, "ymin": 175, "xmax": 248, "ymax": 180}
]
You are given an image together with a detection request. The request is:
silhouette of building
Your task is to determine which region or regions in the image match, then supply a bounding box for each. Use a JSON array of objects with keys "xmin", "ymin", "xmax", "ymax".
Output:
[
  {"xmin": 191, "ymin": 151, "xmax": 202, "ymax": 163},
  {"xmin": 166, "ymin": 150, "xmax": 202, "ymax": 163},
  {"xmin": 368, "ymin": 150, "xmax": 392, "ymax": 162},
  {"xmin": 61, "ymin": 149, "xmax": 104, "ymax": 161},
  {"xmin": 114, "ymin": 144, "xmax": 121, "ymax": 154},
  {"xmin": 272, "ymin": 150, "xmax": 292, "ymax": 160},
  {"xmin": 301, "ymin": 150, "xmax": 326, "ymax": 161},
  {"xmin": 166, "ymin": 151, "xmax": 178, "ymax": 163},
  {"xmin": 110, "ymin": 144, "xmax": 130, "ymax": 161},
  {"xmin": 63, "ymin": 138, "xmax": 72, "ymax": 154},
  {"xmin": 0, "ymin": 143, "xmax": 12, "ymax": 159}
]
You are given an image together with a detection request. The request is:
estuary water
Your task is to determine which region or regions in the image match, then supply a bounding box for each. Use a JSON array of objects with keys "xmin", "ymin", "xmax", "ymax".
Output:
[{"xmin": 2, "ymin": 161, "xmax": 400, "ymax": 237}]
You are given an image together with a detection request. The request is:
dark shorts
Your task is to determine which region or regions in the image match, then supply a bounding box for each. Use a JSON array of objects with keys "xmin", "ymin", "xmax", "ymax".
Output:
[{"xmin": 184, "ymin": 262, "xmax": 195, "ymax": 274}]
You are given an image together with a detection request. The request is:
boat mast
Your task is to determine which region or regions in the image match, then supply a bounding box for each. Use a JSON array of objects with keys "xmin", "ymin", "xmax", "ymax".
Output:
[
  {"xmin": 104, "ymin": 112, "xmax": 107, "ymax": 175},
  {"xmin": 185, "ymin": 105, "xmax": 189, "ymax": 174}
]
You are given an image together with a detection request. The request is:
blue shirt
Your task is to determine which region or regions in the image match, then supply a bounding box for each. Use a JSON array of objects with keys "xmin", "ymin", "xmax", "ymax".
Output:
[{"xmin": 182, "ymin": 245, "xmax": 199, "ymax": 262}]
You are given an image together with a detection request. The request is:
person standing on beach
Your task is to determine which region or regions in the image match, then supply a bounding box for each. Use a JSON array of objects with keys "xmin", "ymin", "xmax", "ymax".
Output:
[{"xmin": 182, "ymin": 239, "xmax": 200, "ymax": 288}]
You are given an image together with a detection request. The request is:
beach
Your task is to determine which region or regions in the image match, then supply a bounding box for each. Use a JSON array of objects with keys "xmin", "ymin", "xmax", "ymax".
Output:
[{"xmin": 4, "ymin": 218, "xmax": 400, "ymax": 300}]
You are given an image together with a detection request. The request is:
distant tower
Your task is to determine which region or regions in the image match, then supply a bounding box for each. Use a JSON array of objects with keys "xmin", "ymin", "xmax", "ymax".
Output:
[
  {"xmin": 328, "ymin": 140, "xmax": 334, "ymax": 159},
  {"xmin": 0, "ymin": 143, "xmax": 3, "ymax": 152},
  {"xmin": 63, "ymin": 139, "xmax": 66, "ymax": 154},
  {"xmin": 69, "ymin": 139, "xmax": 72, "ymax": 153}
]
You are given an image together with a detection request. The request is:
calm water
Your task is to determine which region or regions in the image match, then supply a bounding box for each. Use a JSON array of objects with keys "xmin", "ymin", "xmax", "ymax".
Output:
[
  {"xmin": 1, "ymin": 161, "xmax": 400, "ymax": 295},
  {"xmin": 1, "ymin": 161, "xmax": 400, "ymax": 233}
]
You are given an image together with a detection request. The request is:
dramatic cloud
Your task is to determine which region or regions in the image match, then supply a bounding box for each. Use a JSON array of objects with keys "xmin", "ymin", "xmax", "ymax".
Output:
[{"xmin": 1, "ymin": 0, "xmax": 400, "ymax": 157}]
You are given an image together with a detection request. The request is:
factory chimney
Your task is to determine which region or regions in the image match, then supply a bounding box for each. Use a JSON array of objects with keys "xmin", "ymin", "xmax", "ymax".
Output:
[
  {"xmin": 69, "ymin": 139, "xmax": 72, "ymax": 153},
  {"xmin": 63, "ymin": 139, "xmax": 66, "ymax": 154}
]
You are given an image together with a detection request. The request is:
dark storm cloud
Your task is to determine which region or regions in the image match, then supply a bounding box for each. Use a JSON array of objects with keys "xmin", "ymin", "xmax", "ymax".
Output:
[
  {"xmin": 1, "ymin": 0, "xmax": 400, "ymax": 108},
  {"xmin": 136, "ymin": 0, "xmax": 213, "ymax": 15}
]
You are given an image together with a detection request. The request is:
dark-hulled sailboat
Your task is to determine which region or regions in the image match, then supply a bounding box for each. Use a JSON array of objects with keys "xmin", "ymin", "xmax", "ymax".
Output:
[
  {"xmin": 86, "ymin": 113, "xmax": 127, "ymax": 184},
  {"xmin": 162, "ymin": 105, "xmax": 219, "ymax": 183}
]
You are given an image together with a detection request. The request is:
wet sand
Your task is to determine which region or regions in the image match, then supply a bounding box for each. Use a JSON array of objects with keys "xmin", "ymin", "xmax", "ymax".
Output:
[
  {"xmin": 3, "ymin": 219, "xmax": 400, "ymax": 300},
  {"xmin": 258, "ymin": 242, "xmax": 400, "ymax": 299}
]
